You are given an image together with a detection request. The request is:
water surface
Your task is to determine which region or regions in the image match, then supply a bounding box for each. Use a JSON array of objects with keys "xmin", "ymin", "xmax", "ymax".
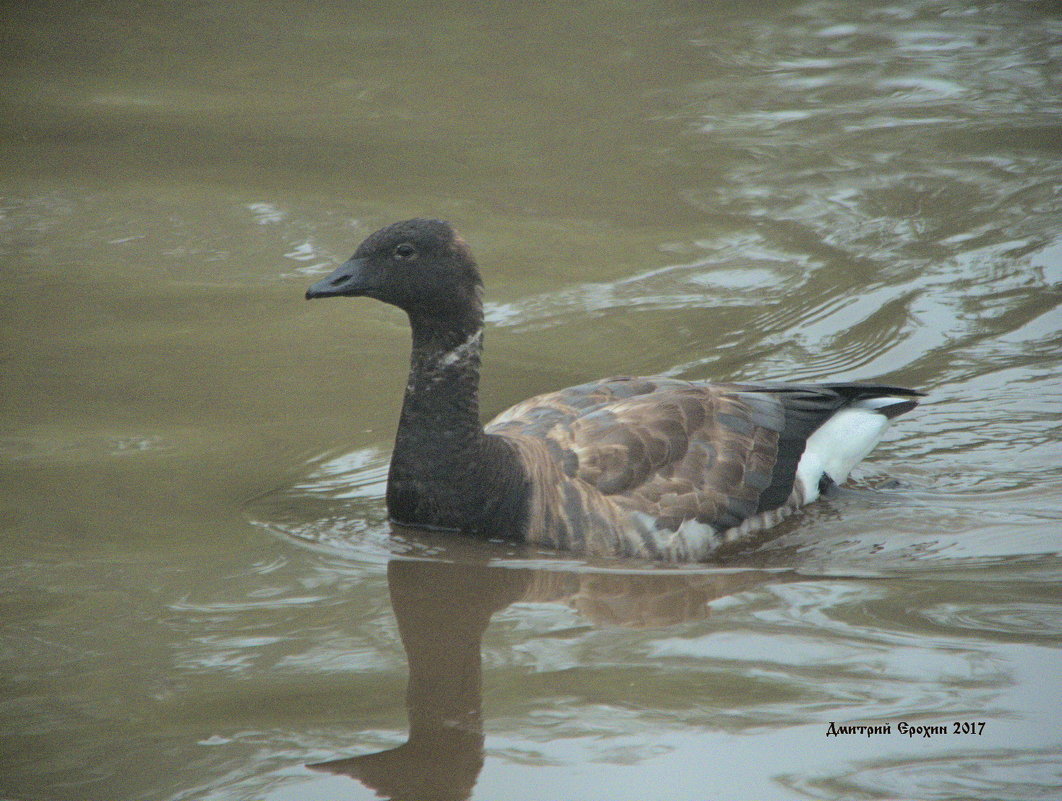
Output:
[{"xmin": 2, "ymin": 1, "xmax": 1061, "ymax": 799}]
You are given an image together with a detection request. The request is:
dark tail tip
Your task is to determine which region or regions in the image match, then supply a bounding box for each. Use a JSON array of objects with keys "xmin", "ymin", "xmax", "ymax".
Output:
[{"xmin": 880, "ymin": 399, "xmax": 919, "ymax": 419}]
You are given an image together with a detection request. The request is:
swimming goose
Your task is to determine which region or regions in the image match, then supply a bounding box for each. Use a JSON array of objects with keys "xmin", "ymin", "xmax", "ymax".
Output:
[{"xmin": 306, "ymin": 219, "xmax": 922, "ymax": 561}]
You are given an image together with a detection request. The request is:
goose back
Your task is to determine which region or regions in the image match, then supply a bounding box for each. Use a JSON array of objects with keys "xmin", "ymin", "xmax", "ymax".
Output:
[{"xmin": 487, "ymin": 377, "xmax": 922, "ymax": 560}]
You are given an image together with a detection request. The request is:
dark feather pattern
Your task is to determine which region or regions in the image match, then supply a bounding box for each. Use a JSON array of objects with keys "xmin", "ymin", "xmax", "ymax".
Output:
[{"xmin": 486, "ymin": 378, "xmax": 922, "ymax": 559}]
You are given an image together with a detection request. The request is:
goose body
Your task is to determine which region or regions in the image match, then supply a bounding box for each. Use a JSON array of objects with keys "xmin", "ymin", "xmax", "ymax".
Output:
[{"xmin": 306, "ymin": 219, "xmax": 922, "ymax": 562}]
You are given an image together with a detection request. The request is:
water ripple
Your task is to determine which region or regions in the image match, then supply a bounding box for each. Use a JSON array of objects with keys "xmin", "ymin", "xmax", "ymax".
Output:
[{"xmin": 782, "ymin": 749, "xmax": 1062, "ymax": 801}]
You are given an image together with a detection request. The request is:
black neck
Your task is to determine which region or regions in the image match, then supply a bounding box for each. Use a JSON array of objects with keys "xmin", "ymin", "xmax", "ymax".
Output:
[
  {"xmin": 386, "ymin": 312, "xmax": 528, "ymax": 538},
  {"xmin": 398, "ymin": 314, "xmax": 486, "ymax": 450}
]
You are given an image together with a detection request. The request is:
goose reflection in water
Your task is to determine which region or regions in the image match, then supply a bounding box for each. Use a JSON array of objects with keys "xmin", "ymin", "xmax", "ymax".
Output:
[{"xmin": 308, "ymin": 532, "xmax": 781, "ymax": 801}]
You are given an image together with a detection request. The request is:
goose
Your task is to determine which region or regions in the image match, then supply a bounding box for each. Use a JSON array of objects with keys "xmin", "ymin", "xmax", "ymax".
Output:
[{"xmin": 306, "ymin": 218, "xmax": 922, "ymax": 562}]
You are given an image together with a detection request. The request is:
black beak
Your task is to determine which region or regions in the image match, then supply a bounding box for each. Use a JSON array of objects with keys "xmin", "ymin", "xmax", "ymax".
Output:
[{"xmin": 305, "ymin": 257, "xmax": 374, "ymax": 300}]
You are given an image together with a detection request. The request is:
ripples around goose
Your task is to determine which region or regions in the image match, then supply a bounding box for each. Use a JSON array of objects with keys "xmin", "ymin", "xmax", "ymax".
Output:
[
  {"xmin": 242, "ymin": 442, "xmax": 1061, "ymax": 801},
  {"xmin": 237, "ymin": 10, "xmax": 1062, "ymax": 799}
]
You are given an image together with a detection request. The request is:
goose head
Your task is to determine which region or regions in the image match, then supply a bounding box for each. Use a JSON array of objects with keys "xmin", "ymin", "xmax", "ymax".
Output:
[{"xmin": 306, "ymin": 218, "xmax": 483, "ymax": 326}]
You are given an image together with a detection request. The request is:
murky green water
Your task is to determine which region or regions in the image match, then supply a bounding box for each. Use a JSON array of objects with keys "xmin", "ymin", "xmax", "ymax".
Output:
[{"xmin": 3, "ymin": 1, "xmax": 1061, "ymax": 799}]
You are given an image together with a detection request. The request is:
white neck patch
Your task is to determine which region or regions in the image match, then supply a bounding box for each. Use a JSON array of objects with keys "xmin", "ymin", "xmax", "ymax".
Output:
[{"xmin": 435, "ymin": 328, "xmax": 483, "ymax": 370}]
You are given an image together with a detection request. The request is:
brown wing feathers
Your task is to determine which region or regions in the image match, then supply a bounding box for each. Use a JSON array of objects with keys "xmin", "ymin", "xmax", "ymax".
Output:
[
  {"xmin": 490, "ymin": 379, "xmax": 805, "ymax": 535},
  {"xmin": 488, "ymin": 377, "xmax": 921, "ymax": 554}
]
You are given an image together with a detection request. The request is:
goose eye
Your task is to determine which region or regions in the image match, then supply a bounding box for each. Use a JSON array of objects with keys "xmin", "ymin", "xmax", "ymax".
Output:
[{"xmin": 393, "ymin": 243, "xmax": 417, "ymax": 261}]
